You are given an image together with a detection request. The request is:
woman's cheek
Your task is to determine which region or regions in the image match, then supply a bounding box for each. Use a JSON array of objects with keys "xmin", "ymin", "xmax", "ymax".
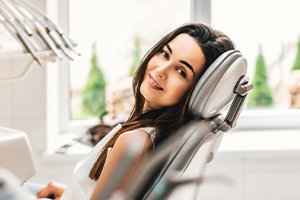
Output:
[{"xmin": 169, "ymin": 84, "xmax": 189, "ymax": 103}]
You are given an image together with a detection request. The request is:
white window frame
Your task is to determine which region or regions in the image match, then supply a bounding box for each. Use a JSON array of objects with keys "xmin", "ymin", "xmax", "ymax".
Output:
[
  {"xmin": 46, "ymin": 0, "xmax": 300, "ymax": 151},
  {"xmin": 192, "ymin": 0, "xmax": 300, "ymax": 130}
]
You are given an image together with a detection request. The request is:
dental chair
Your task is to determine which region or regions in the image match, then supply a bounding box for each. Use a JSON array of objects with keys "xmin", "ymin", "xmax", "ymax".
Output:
[{"xmin": 95, "ymin": 49, "xmax": 253, "ymax": 200}]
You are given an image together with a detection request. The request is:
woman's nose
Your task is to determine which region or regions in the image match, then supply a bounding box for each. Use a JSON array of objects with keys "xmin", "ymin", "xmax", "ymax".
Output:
[{"xmin": 155, "ymin": 63, "xmax": 169, "ymax": 80}]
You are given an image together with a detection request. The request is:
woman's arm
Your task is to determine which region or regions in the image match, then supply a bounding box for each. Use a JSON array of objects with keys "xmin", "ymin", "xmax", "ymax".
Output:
[{"xmin": 90, "ymin": 129, "xmax": 153, "ymax": 200}]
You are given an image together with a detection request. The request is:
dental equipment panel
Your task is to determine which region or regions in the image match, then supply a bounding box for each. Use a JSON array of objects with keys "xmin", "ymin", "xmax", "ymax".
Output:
[
  {"xmin": 2, "ymin": 0, "xmax": 32, "ymax": 36},
  {"xmin": 0, "ymin": 0, "xmax": 79, "ymax": 66},
  {"xmin": 0, "ymin": 20, "xmax": 23, "ymax": 53},
  {"xmin": 0, "ymin": 3, "xmax": 42, "ymax": 65},
  {"xmin": 14, "ymin": 1, "xmax": 73, "ymax": 60},
  {"xmin": 16, "ymin": 0, "xmax": 81, "ymax": 56}
]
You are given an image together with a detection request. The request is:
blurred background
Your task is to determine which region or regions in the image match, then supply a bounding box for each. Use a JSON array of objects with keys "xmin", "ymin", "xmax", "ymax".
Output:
[{"xmin": 0, "ymin": 0, "xmax": 299, "ymax": 199}]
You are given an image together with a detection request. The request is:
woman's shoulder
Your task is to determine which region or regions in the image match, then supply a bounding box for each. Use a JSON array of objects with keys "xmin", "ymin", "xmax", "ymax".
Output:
[{"xmin": 116, "ymin": 128, "xmax": 154, "ymax": 150}]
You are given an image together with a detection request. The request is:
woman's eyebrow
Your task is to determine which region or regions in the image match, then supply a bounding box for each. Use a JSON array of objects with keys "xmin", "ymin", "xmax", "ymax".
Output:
[
  {"xmin": 180, "ymin": 60, "xmax": 195, "ymax": 76},
  {"xmin": 166, "ymin": 44, "xmax": 172, "ymax": 54},
  {"xmin": 166, "ymin": 43, "xmax": 195, "ymax": 76}
]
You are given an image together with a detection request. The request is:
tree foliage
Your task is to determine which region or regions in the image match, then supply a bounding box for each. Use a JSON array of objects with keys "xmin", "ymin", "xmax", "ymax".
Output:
[
  {"xmin": 247, "ymin": 46, "xmax": 273, "ymax": 107},
  {"xmin": 292, "ymin": 35, "xmax": 300, "ymax": 71},
  {"xmin": 129, "ymin": 37, "xmax": 142, "ymax": 76},
  {"xmin": 82, "ymin": 43, "xmax": 106, "ymax": 117}
]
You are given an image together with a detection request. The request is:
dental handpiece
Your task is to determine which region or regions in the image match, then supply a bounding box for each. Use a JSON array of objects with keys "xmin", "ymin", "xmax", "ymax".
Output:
[
  {"xmin": 55, "ymin": 26, "xmax": 81, "ymax": 56},
  {"xmin": 1, "ymin": 0, "xmax": 33, "ymax": 36},
  {"xmin": 18, "ymin": 0, "xmax": 81, "ymax": 56},
  {"xmin": 34, "ymin": 21, "xmax": 62, "ymax": 60},
  {"xmin": 47, "ymin": 28, "xmax": 74, "ymax": 60},
  {"xmin": 7, "ymin": 0, "xmax": 62, "ymax": 60},
  {"xmin": 0, "ymin": 11, "xmax": 42, "ymax": 66},
  {"xmin": 14, "ymin": 1, "xmax": 73, "ymax": 60}
]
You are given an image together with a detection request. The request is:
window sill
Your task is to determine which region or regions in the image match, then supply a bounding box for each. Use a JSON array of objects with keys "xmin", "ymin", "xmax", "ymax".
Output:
[
  {"xmin": 43, "ymin": 128, "xmax": 300, "ymax": 162},
  {"xmin": 43, "ymin": 132, "xmax": 93, "ymax": 162},
  {"xmin": 218, "ymin": 128, "xmax": 300, "ymax": 157}
]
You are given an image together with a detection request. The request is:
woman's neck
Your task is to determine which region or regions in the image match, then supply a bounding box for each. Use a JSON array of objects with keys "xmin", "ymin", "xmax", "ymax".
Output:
[{"xmin": 143, "ymin": 100, "xmax": 164, "ymax": 112}]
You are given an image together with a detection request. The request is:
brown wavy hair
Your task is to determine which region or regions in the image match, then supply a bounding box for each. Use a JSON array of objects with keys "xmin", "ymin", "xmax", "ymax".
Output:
[{"xmin": 89, "ymin": 23, "xmax": 235, "ymax": 180}]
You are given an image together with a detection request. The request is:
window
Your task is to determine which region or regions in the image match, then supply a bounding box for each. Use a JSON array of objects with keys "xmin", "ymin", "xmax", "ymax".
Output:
[
  {"xmin": 49, "ymin": 0, "xmax": 192, "ymax": 135},
  {"xmin": 208, "ymin": 0, "xmax": 300, "ymax": 129},
  {"xmin": 48, "ymin": 0, "xmax": 300, "ymax": 139},
  {"xmin": 68, "ymin": 0, "xmax": 191, "ymax": 122}
]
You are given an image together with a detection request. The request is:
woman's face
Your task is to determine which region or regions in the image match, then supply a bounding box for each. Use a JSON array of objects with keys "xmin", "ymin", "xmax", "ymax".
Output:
[{"xmin": 140, "ymin": 33, "xmax": 206, "ymax": 110}]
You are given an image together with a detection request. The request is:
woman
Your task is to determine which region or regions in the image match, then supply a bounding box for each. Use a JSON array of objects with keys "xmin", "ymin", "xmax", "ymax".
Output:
[{"xmin": 35, "ymin": 23, "xmax": 234, "ymax": 200}]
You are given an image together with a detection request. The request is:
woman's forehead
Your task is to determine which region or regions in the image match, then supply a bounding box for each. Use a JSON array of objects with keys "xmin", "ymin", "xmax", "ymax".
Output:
[{"xmin": 168, "ymin": 34, "xmax": 206, "ymax": 76}]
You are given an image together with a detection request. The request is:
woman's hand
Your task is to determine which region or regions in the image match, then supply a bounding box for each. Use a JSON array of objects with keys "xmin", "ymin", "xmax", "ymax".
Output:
[{"xmin": 37, "ymin": 181, "xmax": 67, "ymax": 200}]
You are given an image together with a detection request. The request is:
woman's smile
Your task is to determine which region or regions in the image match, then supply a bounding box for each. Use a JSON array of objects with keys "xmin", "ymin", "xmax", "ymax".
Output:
[{"xmin": 148, "ymin": 74, "xmax": 163, "ymax": 90}]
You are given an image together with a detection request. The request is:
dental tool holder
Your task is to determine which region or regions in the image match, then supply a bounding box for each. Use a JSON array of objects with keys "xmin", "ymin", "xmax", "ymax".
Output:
[
  {"xmin": 0, "ymin": 126, "xmax": 36, "ymax": 185},
  {"xmin": 0, "ymin": 0, "xmax": 79, "ymax": 82}
]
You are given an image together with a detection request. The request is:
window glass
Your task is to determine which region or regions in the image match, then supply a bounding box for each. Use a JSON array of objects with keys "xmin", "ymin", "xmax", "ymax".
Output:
[
  {"xmin": 212, "ymin": 0, "xmax": 300, "ymax": 110},
  {"xmin": 68, "ymin": 0, "xmax": 191, "ymax": 120}
]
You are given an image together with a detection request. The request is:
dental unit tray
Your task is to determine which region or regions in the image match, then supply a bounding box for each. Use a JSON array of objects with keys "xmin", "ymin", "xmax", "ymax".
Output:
[{"xmin": 0, "ymin": 0, "xmax": 79, "ymax": 82}]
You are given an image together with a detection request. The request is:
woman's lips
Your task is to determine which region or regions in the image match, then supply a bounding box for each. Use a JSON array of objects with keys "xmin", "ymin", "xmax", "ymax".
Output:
[{"xmin": 148, "ymin": 74, "xmax": 163, "ymax": 90}]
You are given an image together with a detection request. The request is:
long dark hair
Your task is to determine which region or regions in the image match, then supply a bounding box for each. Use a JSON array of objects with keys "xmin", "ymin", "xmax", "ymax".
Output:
[{"xmin": 89, "ymin": 23, "xmax": 235, "ymax": 180}]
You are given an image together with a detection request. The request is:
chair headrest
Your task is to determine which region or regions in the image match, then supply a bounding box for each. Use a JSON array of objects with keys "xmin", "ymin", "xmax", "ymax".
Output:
[{"xmin": 189, "ymin": 50, "xmax": 247, "ymax": 118}]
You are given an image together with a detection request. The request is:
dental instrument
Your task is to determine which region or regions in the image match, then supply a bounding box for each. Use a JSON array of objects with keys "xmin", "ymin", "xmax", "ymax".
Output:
[
  {"xmin": 13, "ymin": 0, "xmax": 73, "ymax": 60},
  {"xmin": 1, "ymin": 0, "xmax": 32, "ymax": 36},
  {"xmin": 0, "ymin": 4, "xmax": 42, "ymax": 66},
  {"xmin": 33, "ymin": 20, "xmax": 62, "ymax": 60},
  {"xmin": 18, "ymin": 0, "xmax": 81, "ymax": 56},
  {"xmin": 5, "ymin": 0, "xmax": 62, "ymax": 60}
]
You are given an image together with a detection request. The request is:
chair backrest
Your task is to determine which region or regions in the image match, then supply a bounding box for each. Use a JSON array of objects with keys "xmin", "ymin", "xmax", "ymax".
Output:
[
  {"xmin": 189, "ymin": 50, "xmax": 247, "ymax": 119},
  {"xmin": 96, "ymin": 50, "xmax": 253, "ymax": 200}
]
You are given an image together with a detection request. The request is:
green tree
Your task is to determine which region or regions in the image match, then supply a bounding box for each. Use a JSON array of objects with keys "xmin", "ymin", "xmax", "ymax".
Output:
[
  {"xmin": 129, "ymin": 37, "xmax": 142, "ymax": 76},
  {"xmin": 82, "ymin": 43, "xmax": 106, "ymax": 117},
  {"xmin": 247, "ymin": 45, "xmax": 273, "ymax": 107},
  {"xmin": 292, "ymin": 35, "xmax": 300, "ymax": 71}
]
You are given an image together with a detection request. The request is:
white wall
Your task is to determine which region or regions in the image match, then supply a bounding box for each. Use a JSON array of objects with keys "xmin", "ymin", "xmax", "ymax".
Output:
[
  {"xmin": 0, "ymin": 0, "xmax": 299, "ymax": 199},
  {"xmin": 0, "ymin": 54, "xmax": 78, "ymax": 185},
  {"xmin": 198, "ymin": 153, "xmax": 300, "ymax": 200}
]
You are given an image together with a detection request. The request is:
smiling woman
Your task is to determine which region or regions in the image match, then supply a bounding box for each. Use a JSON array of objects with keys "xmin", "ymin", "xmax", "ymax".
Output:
[{"xmin": 140, "ymin": 34, "xmax": 206, "ymax": 110}]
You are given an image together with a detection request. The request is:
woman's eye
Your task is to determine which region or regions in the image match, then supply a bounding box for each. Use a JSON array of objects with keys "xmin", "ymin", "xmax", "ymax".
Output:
[
  {"xmin": 162, "ymin": 50, "xmax": 169, "ymax": 60},
  {"xmin": 178, "ymin": 68, "xmax": 186, "ymax": 78}
]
